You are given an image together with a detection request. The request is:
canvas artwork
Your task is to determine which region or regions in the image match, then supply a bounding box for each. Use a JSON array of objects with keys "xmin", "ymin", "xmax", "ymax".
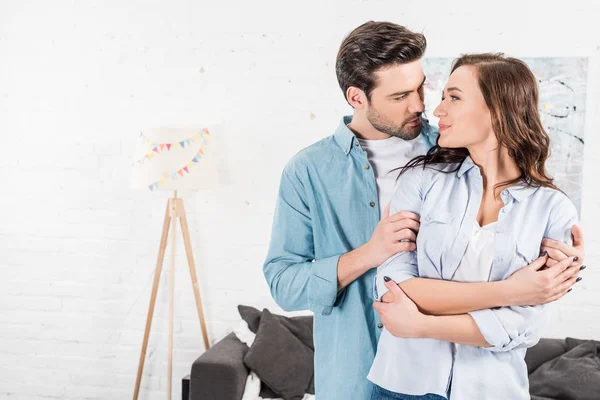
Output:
[{"xmin": 422, "ymin": 58, "xmax": 588, "ymax": 212}]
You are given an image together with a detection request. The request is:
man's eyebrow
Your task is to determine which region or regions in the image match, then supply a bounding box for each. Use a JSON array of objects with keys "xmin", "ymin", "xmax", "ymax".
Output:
[{"xmin": 387, "ymin": 76, "xmax": 427, "ymax": 97}]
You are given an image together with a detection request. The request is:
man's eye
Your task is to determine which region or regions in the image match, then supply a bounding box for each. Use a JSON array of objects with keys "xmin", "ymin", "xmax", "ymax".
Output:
[{"xmin": 395, "ymin": 95, "xmax": 407, "ymax": 101}]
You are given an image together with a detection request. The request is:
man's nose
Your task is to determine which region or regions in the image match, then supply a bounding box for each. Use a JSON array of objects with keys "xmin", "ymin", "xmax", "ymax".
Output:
[{"xmin": 408, "ymin": 96, "xmax": 425, "ymax": 114}]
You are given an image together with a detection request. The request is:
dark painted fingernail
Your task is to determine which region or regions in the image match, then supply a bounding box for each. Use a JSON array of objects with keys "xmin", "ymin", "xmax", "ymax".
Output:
[
  {"xmin": 383, "ymin": 276, "xmax": 391, "ymax": 282},
  {"xmin": 540, "ymin": 251, "xmax": 547, "ymax": 256},
  {"xmin": 573, "ymin": 256, "xmax": 579, "ymax": 262},
  {"xmin": 580, "ymin": 265, "xmax": 586, "ymax": 271},
  {"xmin": 567, "ymin": 288, "xmax": 573, "ymax": 293},
  {"xmin": 576, "ymin": 277, "xmax": 582, "ymax": 283}
]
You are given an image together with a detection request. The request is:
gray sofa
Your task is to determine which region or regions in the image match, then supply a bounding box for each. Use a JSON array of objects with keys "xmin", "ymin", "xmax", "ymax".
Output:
[{"xmin": 184, "ymin": 318, "xmax": 600, "ymax": 400}]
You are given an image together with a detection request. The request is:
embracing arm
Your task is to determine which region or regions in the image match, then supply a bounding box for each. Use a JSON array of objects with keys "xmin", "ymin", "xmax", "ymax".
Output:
[
  {"xmin": 378, "ymin": 177, "xmax": 582, "ymax": 315},
  {"xmin": 412, "ymin": 196, "xmax": 581, "ymax": 348}
]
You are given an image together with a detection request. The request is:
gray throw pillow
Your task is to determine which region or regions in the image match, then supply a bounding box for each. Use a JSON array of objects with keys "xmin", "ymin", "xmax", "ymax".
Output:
[
  {"xmin": 243, "ymin": 309, "xmax": 314, "ymax": 400},
  {"xmin": 529, "ymin": 340, "xmax": 600, "ymax": 400},
  {"xmin": 238, "ymin": 304, "xmax": 314, "ymax": 350}
]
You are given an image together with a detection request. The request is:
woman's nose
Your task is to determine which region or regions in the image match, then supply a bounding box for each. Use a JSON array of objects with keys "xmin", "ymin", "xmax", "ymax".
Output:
[{"xmin": 433, "ymin": 103, "xmax": 445, "ymax": 118}]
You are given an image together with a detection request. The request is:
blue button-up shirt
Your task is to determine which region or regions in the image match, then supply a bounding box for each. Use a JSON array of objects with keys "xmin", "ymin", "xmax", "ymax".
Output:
[
  {"xmin": 263, "ymin": 116, "xmax": 438, "ymax": 399},
  {"xmin": 368, "ymin": 158, "xmax": 579, "ymax": 400}
]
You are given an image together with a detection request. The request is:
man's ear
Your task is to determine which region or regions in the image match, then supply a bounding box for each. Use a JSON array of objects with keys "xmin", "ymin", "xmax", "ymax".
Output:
[{"xmin": 346, "ymin": 86, "xmax": 368, "ymax": 109}]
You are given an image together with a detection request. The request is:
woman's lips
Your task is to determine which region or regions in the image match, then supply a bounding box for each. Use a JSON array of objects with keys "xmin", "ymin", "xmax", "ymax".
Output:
[{"xmin": 438, "ymin": 124, "xmax": 451, "ymax": 132}]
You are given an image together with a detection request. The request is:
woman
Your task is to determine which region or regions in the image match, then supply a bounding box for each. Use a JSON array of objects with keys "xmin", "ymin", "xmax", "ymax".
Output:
[{"xmin": 367, "ymin": 53, "xmax": 581, "ymax": 400}]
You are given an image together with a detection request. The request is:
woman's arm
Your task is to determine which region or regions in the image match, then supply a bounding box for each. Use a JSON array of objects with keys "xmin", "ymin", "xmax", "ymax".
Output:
[
  {"xmin": 384, "ymin": 252, "xmax": 579, "ymax": 315},
  {"xmin": 376, "ymin": 195, "xmax": 580, "ymax": 348}
]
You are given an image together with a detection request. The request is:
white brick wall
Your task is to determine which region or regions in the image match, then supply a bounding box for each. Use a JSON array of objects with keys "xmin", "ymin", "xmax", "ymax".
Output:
[{"xmin": 0, "ymin": 1, "xmax": 599, "ymax": 398}]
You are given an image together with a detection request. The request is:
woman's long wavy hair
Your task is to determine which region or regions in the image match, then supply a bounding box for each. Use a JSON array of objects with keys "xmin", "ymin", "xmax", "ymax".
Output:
[{"xmin": 400, "ymin": 53, "xmax": 559, "ymax": 195}]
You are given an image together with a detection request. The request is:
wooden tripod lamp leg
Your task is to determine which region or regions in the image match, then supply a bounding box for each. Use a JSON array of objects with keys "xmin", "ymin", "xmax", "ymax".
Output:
[
  {"xmin": 167, "ymin": 197, "xmax": 177, "ymax": 400},
  {"xmin": 176, "ymin": 198, "xmax": 211, "ymax": 350},
  {"xmin": 133, "ymin": 200, "xmax": 171, "ymax": 400}
]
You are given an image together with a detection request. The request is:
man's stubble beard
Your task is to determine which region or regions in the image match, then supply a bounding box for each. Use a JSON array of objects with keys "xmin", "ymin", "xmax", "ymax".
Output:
[{"xmin": 366, "ymin": 105, "xmax": 422, "ymax": 140}]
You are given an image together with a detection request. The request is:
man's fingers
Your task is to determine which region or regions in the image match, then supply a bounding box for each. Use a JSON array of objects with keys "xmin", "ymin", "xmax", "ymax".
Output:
[
  {"xmin": 572, "ymin": 224, "xmax": 584, "ymax": 248},
  {"xmin": 393, "ymin": 229, "xmax": 417, "ymax": 243},
  {"xmin": 541, "ymin": 238, "xmax": 580, "ymax": 259},
  {"xmin": 387, "ymin": 210, "xmax": 420, "ymax": 223},
  {"xmin": 389, "ymin": 219, "xmax": 420, "ymax": 234},
  {"xmin": 392, "ymin": 241, "xmax": 416, "ymax": 253},
  {"xmin": 543, "ymin": 247, "xmax": 568, "ymax": 263},
  {"xmin": 381, "ymin": 202, "xmax": 391, "ymax": 220},
  {"xmin": 545, "ymin": 258, "xmax": 558, "ymax": 268}
]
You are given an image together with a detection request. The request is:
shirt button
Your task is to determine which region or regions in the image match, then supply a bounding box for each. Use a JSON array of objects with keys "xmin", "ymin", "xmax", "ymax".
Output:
[
  {"xmin": 495, "ymin": 257, "xmax": 503, "ymax": 263},
  {"xmin": 377, "ymin": 323, "xmax": 383, "ymax": 329},
  {"xmin": 355, "ymin": 142, "xmax": 360, "ymax": 146},
  {"xmin": 364, "ymin": 164, "xmax": 370, "ymax": 170},
  {"xmin": 502, "ymin": 190, "xmax": 508, "ymax": 196},
  {"xmin": 370, "ymin": 201, "xmax": 376, "ymax": 207}
]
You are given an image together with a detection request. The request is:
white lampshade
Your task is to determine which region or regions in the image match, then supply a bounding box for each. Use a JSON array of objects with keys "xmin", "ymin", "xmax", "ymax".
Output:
[{"xmin": 130, "ymin": 126, "xmax": 224, "ymax": 191}]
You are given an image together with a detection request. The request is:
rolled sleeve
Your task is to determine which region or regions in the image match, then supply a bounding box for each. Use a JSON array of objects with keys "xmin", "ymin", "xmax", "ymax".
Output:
[
  {"xmin": 373, "ymin": 252, "xmax": 418, "ymax": 301},
  {"xmin": 469, "ymin": 305, "xmax": 549, "ymax": 352},
  {"xmin": 470, "ymin": 192, "xmax": 579, "ymax": 352},
  {"xmin": 308, "ymin": 255, "xmax": 344, "ymax": 315},
  {"xmin": 263, "ymin": 163, "xmax": 347, "ymax": 315}
]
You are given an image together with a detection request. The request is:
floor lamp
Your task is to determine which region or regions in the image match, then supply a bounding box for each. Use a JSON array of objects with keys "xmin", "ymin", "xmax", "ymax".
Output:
[{"xmin": 130, "ymin": 127, "xmax": 221, "ymax": 400}]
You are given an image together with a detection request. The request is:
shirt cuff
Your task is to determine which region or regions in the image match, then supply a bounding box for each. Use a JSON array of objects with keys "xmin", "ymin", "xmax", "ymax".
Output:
[
  {"xmin": 308, "ymin": 254, "xmax": 343, "ymax": 315},
  {"xmin": 469, "ymin": 309, "xmax": 513, "ymax": 351}
]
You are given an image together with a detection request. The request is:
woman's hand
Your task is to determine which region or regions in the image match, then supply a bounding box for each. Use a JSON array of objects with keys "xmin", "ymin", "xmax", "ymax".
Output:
[
  {"xmin": 373, "ymin": 277, "xmax": 430, "ymax": 338},
  {"xmin": 507, "ymin": 253, "xmax": 580, "ymax": 306},
  {"xmin": 540, "ymin": 224, "xmax": 585, "ymax": 268}
]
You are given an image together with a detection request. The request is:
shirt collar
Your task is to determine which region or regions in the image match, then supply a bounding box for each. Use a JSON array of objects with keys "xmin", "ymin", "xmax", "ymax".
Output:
[
  {"xmin": 457, "ymin": 155, "xmax": 477, "ymax": 177},
  {"xmin": 457, "ymin": 155, "xmax": 538, "ymax": 202},
  {"xmin": 333, "ymin": 115, "xmax": 357, "ymax": 155}
]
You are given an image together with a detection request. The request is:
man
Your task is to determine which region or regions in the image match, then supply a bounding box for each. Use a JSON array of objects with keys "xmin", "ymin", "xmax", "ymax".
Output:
[{"xmin": 263, "ymin": 21, "xmax": 585, "ymax": 400}]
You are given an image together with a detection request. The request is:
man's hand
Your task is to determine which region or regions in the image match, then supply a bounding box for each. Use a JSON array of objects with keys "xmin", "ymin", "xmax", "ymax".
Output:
[
  {"xmin": 506, "ymin": 253, "xmax": 581, "ymax": 306},
  {"xmin": 541, "ymin": 224, "xmax": 585, "ymax": 268},
  {"xmin": 362, "ymin": 203, "xmax": 420, "ymax": 269},
  {"xmin": 373, "ymin": 277, "xmax": 428, "ymax": 338}
]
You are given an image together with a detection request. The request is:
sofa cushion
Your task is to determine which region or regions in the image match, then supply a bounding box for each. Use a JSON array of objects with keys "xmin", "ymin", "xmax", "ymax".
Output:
[
  {"xmin": 243, "ymin": 309, "xmax": 314, "ymax": 400},
  {"xmin": 525, "ymin": 338, "xmax": 568, "ymax": 374},
  {"xmin": 529, "ymin": 339, "xmax": 600, "ymax": 400},
  {"xmin": 238, "ymin": 304, "xmax": 314, "ymax": 350}
]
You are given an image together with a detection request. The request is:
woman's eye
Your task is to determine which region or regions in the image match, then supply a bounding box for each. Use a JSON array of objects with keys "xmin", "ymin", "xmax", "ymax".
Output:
[{"xmin": 450, "ymin": 96, "xmax": 459, "ymax": 101}]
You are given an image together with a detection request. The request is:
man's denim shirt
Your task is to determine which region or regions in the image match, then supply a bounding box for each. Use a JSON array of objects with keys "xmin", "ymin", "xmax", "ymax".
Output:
[
  {"xmin": 368, "ymin": 158, "xmax": 579, "ymax": 400},
  {"xmin": 263, "ymin": 115, "xmax": 438, "ymax": 400}
]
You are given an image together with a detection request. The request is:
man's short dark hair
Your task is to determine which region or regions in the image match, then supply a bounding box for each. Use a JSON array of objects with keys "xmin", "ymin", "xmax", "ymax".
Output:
[{"xmin": 336, "ymin": 21, "xmax": 426, "ymax": 104}]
